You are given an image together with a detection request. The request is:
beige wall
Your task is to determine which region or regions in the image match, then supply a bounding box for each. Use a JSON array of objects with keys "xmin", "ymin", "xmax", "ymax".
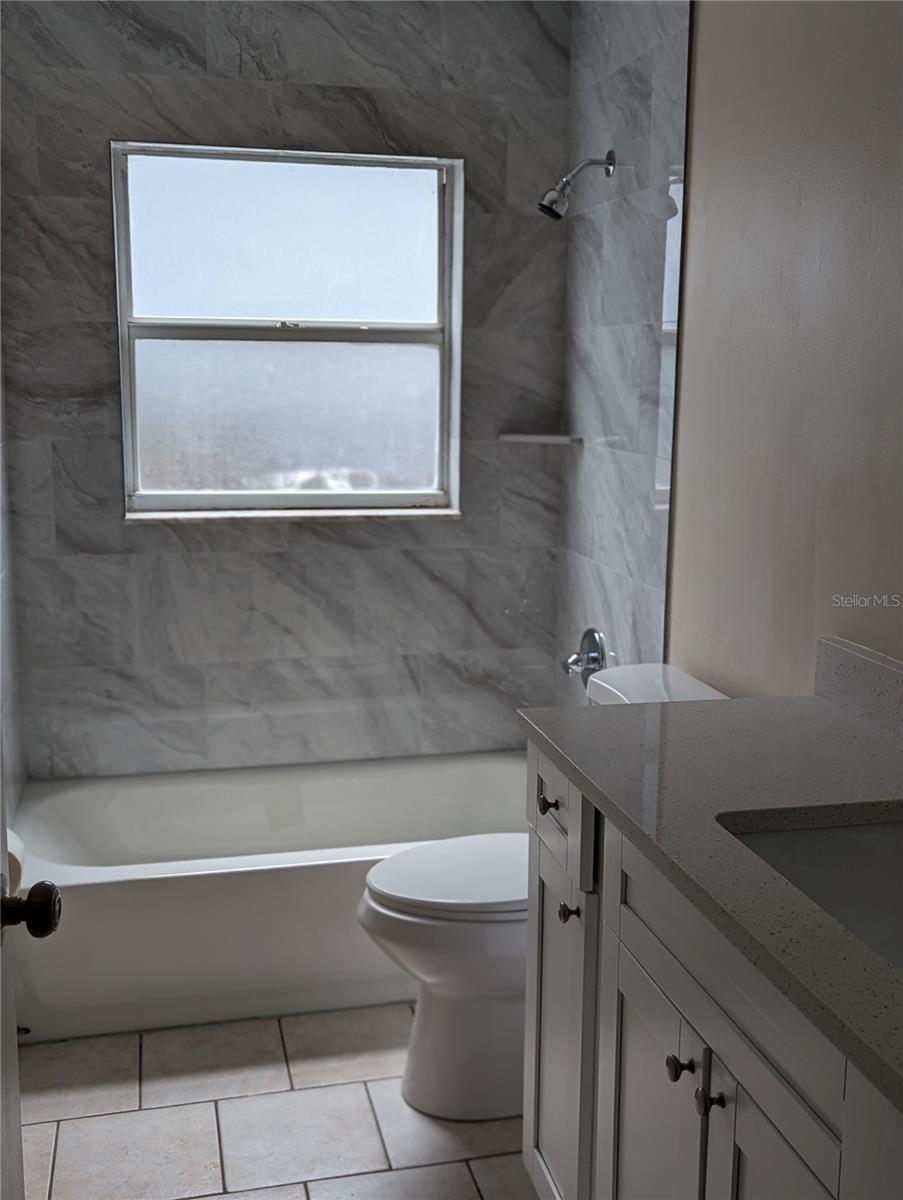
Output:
[{"xmin": 668, "ymin": 0, "xmax": 903, "ymax": 696}]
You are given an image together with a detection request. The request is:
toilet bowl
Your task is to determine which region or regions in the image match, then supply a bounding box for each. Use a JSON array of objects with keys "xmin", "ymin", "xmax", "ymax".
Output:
[{"xmin": 357, "ymin": 831, "xmax": 528, "ymax": 1121}]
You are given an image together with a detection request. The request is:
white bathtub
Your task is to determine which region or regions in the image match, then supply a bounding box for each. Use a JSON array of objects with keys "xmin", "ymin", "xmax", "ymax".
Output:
[{"xmin": 11, "ymin": 751, "xmax": 527, "ymax": 1041}]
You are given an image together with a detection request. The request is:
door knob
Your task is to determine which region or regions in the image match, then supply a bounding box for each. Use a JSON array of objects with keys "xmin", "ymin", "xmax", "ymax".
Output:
[
  {"xmin": 1, "ymin": 881, "xmax": 62, "ymax": 938},
  {"xmin": 557, "ymin": 902, "xmax": 580, "ymax": 924},
  {"xmin": 694, "ymin": 1087, "xmax": 726, "ymax": 1117},
  {"xmin": 665, "ymin": 1054, "xmax": 695, "ymax": 1082}
]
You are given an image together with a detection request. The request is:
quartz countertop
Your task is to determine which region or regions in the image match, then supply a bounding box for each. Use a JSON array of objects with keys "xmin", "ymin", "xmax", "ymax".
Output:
[{"xmin": 519, "ymin": 695, "xmax": 903, "ymax": 1110}]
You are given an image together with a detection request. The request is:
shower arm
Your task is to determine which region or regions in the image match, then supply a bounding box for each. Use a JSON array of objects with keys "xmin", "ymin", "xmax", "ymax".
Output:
[{"xmin": 558, "ymin": 150, "xmax": 618, "ymax": 191}]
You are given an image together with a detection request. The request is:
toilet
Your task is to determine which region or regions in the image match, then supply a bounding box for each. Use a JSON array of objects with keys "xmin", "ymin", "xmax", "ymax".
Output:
[{"xmin": 357, "ymin": 662, "xmax": 725, "ymax": 1122}]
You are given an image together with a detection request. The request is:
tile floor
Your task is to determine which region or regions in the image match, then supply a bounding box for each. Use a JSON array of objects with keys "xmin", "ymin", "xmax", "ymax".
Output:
[{"xmin": 19, "ymin": 1002, "xmax": 535, "ymax": 1200}]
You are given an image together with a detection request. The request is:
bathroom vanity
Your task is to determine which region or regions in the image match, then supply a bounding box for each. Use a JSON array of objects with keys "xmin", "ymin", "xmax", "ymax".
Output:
[{"xmin": 520, "ymin": 697, "xmax": 903, "ymax": 1200}]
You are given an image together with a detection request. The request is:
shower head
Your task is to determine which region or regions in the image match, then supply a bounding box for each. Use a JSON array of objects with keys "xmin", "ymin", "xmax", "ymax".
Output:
[{"xmin": 537, "ymin": 149, "xmax": 617, "ymax": 220}]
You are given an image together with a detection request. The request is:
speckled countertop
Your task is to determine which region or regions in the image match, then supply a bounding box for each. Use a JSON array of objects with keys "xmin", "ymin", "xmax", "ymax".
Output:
[{"xmin": 519, "ymin": 695, "xmax": 903, "ymax": 1111}]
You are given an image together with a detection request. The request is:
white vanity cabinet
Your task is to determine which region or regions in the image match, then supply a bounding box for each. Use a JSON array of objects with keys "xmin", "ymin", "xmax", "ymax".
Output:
[{"xmin": 523, "ymin": 742, "xmax": 903, "ymax": 1200}]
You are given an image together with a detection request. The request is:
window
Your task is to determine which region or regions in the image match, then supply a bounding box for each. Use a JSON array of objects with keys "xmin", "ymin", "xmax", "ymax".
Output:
[{"xmin": 111, "ymin": 143, "xmax": 464, "ymax": 518}]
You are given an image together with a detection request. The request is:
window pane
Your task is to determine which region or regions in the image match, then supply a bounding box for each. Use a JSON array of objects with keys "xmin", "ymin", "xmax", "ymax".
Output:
[
  {"xmin": 127, "ymin": 155, "xmax": 439, "ymax": 323},
  {"xmin": 133, "ymin": 340, "xmax": 442, "ymax": 496}
]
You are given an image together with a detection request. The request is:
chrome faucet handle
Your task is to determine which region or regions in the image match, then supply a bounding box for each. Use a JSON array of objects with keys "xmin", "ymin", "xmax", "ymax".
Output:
[{"xmin": 561, "ymin": 628, "xmax": 609, "ymax": 687}]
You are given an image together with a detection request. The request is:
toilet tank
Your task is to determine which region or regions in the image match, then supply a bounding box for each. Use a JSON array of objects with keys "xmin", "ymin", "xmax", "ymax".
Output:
[{"xmin": 586, "ymin": 663, "xmax": 726, "ymax": 705}]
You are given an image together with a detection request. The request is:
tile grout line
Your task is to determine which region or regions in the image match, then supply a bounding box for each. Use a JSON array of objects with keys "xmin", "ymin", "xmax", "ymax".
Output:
[
  {"xmin": 465, "ymin": 1157, "xmax": 487, "ymax": 1200},
  {"xmin": 213, "ymin": 1098, "xmax": 226, "ymax": 1195},
  {"xmin": 277, "ymin": 1015, "xmax": 294, "ymax": 1090},
  {"xmin": 45, "ymin": 1120, "xmax": 60, "ymax": 1200},
  {"xmin": 363, "ymin": 1080, "xmax": 393, "ymax": 1172}
]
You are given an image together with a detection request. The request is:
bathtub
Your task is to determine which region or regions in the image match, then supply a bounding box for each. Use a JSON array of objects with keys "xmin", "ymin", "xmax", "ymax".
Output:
[{"xmin": 11, "ymin": 751, "xmax": 527, "ymax": 1041}]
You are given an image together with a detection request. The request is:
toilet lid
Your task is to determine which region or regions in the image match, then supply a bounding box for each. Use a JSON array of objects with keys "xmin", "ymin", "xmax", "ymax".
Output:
[{"xmin": 366, "ymin": 833, "xmax": 529, "ymax": 916}]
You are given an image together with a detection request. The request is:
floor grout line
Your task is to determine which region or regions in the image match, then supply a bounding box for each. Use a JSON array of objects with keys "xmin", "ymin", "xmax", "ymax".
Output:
[
  {"xmin": 44, "ymin": 1120, "xmax": 60, "ymax": 1200},
  {"xmin": 465, "ymin": 1157, "xmax": 487, "ymax": 1199},
  {"xmin": 363, "ymin": 1079, "xmax": 394, "ymax": 1172},
  {"xmin": 277, "ymin": 1014, "xmax": 294, "ymax": 1090},
  {"xmin": 212, "ymin": 1099, "xmax": 226, "ymax": 1195}
]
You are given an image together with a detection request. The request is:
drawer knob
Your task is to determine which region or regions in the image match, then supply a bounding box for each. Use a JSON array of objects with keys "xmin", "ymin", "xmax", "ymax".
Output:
[
  {"xmin": 664, "ymin": 1054, "xmax": 695, "ymax": 1083},
  {"xmin": 537, "ymin": 793, "xmax": 560, "ymax": 816},
  {"xmin": 694, "ymin": 1087, "xmax": 726, "ymax": 1117},
  {"xmin": 557, "ymin": 902, "xmax": 580, "ymax": 924}
]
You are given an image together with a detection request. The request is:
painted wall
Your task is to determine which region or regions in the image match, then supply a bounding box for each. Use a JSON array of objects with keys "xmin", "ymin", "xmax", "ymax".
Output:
[
  {"xmin": 557, "ymin": 0, "xmax": 690, "ymax": 690},
  {"xmin": 1, "ymin": 1, "xmax": 570, "ymax": 777},
  {"xmin": 1, "ymin": 401, "xmax": 24, "ymax": 820},
  {"xmin": 669, "ymin": 1, "xmax": 903, "ymax": 696}
]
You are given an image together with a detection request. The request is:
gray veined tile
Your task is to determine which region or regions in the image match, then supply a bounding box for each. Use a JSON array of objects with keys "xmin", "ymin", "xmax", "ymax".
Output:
[
  {"xmin": 283, "ymin": 82, "xmax": 508, "ymax": 215},
  {"xmin": 567, "ymin": 189, "xmax": 673, "ymax": 329},
  {"xmin": 460, "ymin": 329, "xmax": 564, "ymax": 442},
  {"xmin": 468, "ymin": 1152, "xmax": 537, "ymax": 1200},
  {"xmin": 22, "ymin": 1122, "xmax": 56, "ymax": 1200},
  {"xmin": 141, "ymin": 1018, "xmax": 290, "ymax": 1107},
  {"xmin": 204, "ymin": 699, "xmax": 420, "ymax": 771},
  {"xmin": 465, "ymin": 548, "xmax": 559, "ymax": 653},
  {"xmin": 568, "ymin": 53, "xmax": 654, "ymax": 214},
  {"xmin": 464, "ymin": 213, "xmax": 566, "ymax": 336},
  {"xmin": 565, "ymin": 323, "xmax": 662, "ymax": 452},
  {"xmin": 2, "ymin": 321, "xmax": 120, "ymax": 407},
  {"xmin": 605, "ymin": 1, "xmax": 690, "ymax": 75},
  {"xmin": 51, "ymin": 438, "xmax": 126, "ymax": 556},
  {"xmin": 498, "ymin": 443, "xmax": 562, "ymax": 548},
  {"xmin": 51, "ymin": 1103, "xmax": 221, "ymax": 1200},
  {"xmin": 1, "ymin": 68, "xmax": 38, "ymax": 196},
  {"xmin": 218, "ymin": 1083, "xmax": 387, "ymax": 1191},
  {"xmin": 1, "ymin": 0, "xmax": 207, "ymax": 75},
  {"xmin": 23, "ymin": 712, "xmax": 209, "ymax": 779},
  {"xmin": 555, "ymin": 550, "xmax": 640, "ymax": 669},
  {"xmin": 366, "ymin": 1077, "xmax": 522, "ymax": 1169},
  {"xmin": 649, "ymin": 24, "xmax": 691, "ymax": 183},
  {"xmin": 19, "ymin": 1033, "xmax": 139, "ymax": 1125},
  {"xmin": 250, "ymin": 550, "xmax": 361, "ymax": 659},
  {"xmin": 7, "ymin": 441, "xmax": 53, "ymax": 521},
  {"xmin": 16, "ymin": 554, "xmax": 136, "ymax": 671},
  {"xmin": 208, "ymin": 1, "xmax": 444, "ymax": 91},
  {"xmin": 506, "ymin": 95, "xmax": 569, "ymax": 216},
  {"xmin": 570, "ymin": 1, "xmax": 610, "ymax": 97},
  {"xmin": 281, "ymin": 1002, "xmax": 412, "ymax": 1088},
  {"xmin": 441, "ymin": 1, "xmax": 570, "ymax": 98},
  {"xmin": 310, "ymin": 1162, "xmax": 481, "ymax": 1200},
  {"xmin": 32, "ymin": 68, "xmax": 282, "ymax": 198},
  {"xmin": 354, "ymin": 549, "xmax": 475, "ymax": 653},
  {"xmin": 20, "ymin": 663, "xmax": 205, "ymax": 720},
  {"xmin": 1, "ymin": 196, "xmax": 117, "ymax": 331}
]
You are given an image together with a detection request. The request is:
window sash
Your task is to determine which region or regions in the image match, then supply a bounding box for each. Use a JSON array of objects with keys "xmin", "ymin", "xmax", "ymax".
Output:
[{"xmin": 111, "ymin": 142, "xmax": 463, "ymax": 517}]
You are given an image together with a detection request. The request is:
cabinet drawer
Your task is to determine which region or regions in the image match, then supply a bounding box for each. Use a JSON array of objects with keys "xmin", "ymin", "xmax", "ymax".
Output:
[{"xmin": 527, "ymin": 744, "xmax": 595, "ymax": 891}]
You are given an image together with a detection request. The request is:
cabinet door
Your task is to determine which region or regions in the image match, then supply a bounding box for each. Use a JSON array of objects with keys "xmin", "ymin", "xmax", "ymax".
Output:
[
  {"xmin": 609, "ymin": 946, "xmax": 705, "ymax": 1200},
  {"xmin": 524, "ymin": 834, "xmax": 599, "ymax": 1200},
  {"xmin": 705, "ymin": 1060, "xmax": 834, "ymax": 1200}
]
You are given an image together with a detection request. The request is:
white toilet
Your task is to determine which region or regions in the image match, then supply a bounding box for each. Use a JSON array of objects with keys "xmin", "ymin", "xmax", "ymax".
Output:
[{"xmin": 357, "ymin": 662, "xmax": 725, "ymax": 1122}]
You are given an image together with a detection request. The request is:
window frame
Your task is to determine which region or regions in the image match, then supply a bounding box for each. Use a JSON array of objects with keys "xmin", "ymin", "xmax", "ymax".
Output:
[{"xmin": 110, "ymin": 141, "xmax": 464, "ymax": 520}]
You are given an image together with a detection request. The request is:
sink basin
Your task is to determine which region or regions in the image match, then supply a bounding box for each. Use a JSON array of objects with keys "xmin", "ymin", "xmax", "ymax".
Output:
[{"xmin": 732, "ymin": 819, "xmax": 903, "ymax": 969}]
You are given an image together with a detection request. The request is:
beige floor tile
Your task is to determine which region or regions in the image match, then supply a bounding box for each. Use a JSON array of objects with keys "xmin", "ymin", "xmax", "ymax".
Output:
[
  {"xmin": 469, "ymin": 1152, "xmax": 537, "ymax": 1199},
  {"xmin": 367, "ymin": 1078, "xmax": 522, "ymax": 1170},
  {"xmin": 22, "ymin": 1122, "xmax": 56, "ymax": 1200},
  {"xmin": 218, "ymin": 1082, "xmax": 387, "ymax": 1191},
  {"xmin": 51, "ymin": 1103, "xmax": 221, "ymax": 1200},
  {"xmin": 281, "ymin": 1003, "xmax": 412, "ymax": 1088},
  {"xmin": 141, "ymin": 1018, "xmax": 290, "ymax": 1107},
  {"xmin": 209, "ymin": 1189, "xmax": 308, "ymax": 1200},
  {"xmin": 310, "ymin": 1162, "xmax": 480, "ymax": 1199},
  {"xmin": 19, "ymin": 1034, "xmax": 139, "ymax": 1124}
]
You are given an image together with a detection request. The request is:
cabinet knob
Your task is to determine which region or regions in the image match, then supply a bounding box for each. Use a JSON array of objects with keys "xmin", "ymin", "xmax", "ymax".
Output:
[
  {"xmin": 557, "ymin": 901, "xmax": 580, "ymax": 924},
  {"xmin": 664, "ymin": 1054, "xmax": 695, "ymax": 1083},
  {"xmin": 694, "ymin": 1087, "xmax": 726, "ymax": 1117},
  {"xmin": 537, "ymin": 793, "xmax": 560, "ymax": 816}
]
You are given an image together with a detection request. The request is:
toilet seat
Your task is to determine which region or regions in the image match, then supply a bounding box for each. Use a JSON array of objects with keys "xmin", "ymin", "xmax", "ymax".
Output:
[{"xmin": 365, "ymin": 832, "xmax": 528, "ymax": 922}]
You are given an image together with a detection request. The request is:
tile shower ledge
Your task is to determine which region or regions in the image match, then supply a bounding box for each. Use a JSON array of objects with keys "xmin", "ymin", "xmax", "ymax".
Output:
[{"xmin": 518, "ymin": 695, "xmax": 903, "ymax": 1110}]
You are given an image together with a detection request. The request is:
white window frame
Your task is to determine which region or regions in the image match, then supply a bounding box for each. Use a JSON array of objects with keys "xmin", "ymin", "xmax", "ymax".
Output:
[{"xmin": 110, "ymin": 141, "xmax": 464, "ymax": 520}]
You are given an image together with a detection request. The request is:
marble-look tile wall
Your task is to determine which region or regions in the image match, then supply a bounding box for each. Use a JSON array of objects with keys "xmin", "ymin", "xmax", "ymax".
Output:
[
  {"xmin": 557, "ymin": 1, "xmax": 689, "ymax": 694},
  {"xmin": 1, "ymin": 1, "xmax": 570, "ymax": 777},
  {"xmin": 1, "ymin": 393, "xmax": 25, "ymax": 818}
]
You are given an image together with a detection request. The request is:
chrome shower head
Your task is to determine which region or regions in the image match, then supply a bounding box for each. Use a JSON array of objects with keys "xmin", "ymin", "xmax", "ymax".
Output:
[{"xmin": 537, "ymin": 150, "xmax": 617, "ymax": 220}]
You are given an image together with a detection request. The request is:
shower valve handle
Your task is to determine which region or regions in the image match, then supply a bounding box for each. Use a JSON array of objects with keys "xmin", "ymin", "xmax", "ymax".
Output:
[{"xmin": 1, "ymin": 881, "xmax": 63, "ymax": 938}]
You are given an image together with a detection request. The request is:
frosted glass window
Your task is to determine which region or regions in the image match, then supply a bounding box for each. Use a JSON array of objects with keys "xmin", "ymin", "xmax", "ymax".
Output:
[
  {"xmin": 134, "ymin": 341, "xmax": 441, "ymax": 493},
  {"xmin": 128, "ymin": 156, "xmax": 439, "ymax": 323},
  {"xmin": 111, "ymin": 143, "xmax": 463, "ymax": 515}
]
